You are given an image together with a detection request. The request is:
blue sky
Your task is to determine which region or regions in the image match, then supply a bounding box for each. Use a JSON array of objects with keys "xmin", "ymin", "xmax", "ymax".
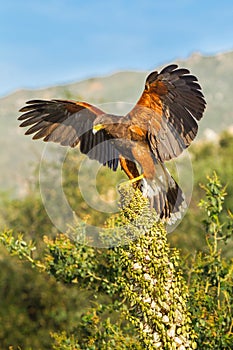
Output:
[{"xmin": 1, "ymin": 0, "xmax": 233, "ymax": 96}]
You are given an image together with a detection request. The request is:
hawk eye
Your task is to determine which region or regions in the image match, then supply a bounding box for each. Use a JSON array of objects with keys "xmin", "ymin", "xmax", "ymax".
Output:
[{"xmin": 145, "ymin": 83, "xmax": 150, "ymax": 91}]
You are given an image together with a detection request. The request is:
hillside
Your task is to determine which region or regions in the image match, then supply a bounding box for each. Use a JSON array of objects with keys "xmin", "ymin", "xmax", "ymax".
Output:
[{"xmin": 0, "ymin": 50, "xmax": 233, "ymax": 196}]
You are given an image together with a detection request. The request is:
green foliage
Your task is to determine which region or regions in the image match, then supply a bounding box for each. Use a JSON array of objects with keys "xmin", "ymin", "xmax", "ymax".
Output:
[
  {"xmin": 43, "ymin": 233, "xmax": 120, "ymax": 296},
  {"xmin": 117, "ymin": 185, "xmax": 197, "ymax": 349},
  {"xmin": 169, "ymin": 131, "xmax": 233, "ymax": 254},
  {"xmin": 1, "ymin": 185, "xmax": 197, "ymax": 349},
  {"xmin": 186, "ymin": 173, "xmax": 233, "ymax": 349},
  {"xmin": 51, "ymin": 315, "xmax": 142, "ymax": 350},
  {"xmin": 0, "ymin": 249, "xmax": 86, "ymax": 350},
  {"xmin": 61, "ymin": 151, "xmax": 126, "ymax": 227},
  {"xmin": 199, "ymin": 172, "xmax": 232, "ymax": 247},
  {"xmin": 43, "ymin": 175, "xmax": 233, "ymax": 349},
  {"xmin": 0, "ymin": 131, "xmax": 232, "ymax": 349},
  {"xmin": 0, "ymin": 189, "xmax": 55, "ymax": 238}
]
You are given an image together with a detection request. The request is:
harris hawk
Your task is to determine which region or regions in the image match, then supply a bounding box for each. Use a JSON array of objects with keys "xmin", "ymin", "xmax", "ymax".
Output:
[{"xmin": 18, "ymin": 64, "xmax": 206, "ymax": 224}]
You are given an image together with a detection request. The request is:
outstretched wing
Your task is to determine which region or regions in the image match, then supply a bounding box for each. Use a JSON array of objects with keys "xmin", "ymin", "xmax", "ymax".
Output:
[
  {"xmin": 129, "ymin": 64, "xmax": 206, "ymax": 161},
  {"xmin": 18, "ymin": 99, "xmax": 119, "ymax": 170}
]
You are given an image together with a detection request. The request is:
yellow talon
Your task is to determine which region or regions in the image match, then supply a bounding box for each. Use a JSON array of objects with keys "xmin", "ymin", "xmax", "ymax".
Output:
[{"xmin": 129, "ymin": 174, "xmax": 145, "ymax": 183}]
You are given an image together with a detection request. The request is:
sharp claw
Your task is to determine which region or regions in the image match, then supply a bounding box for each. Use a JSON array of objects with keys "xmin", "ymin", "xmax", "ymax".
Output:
[{"xmin": 129, "ymin": 174, "xmax": 145, "ymax": 184}]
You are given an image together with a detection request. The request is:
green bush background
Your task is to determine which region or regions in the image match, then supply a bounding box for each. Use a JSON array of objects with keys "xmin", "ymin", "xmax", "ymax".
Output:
[{"xmin": 0, "ymin": 131, "xmax": 232, "ymax": 349}]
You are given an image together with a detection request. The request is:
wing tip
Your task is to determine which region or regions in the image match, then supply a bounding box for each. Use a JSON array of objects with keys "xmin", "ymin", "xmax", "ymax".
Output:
[{"xmin": 159, "ymin": 64, "xmax": 179, "ymax": 75}]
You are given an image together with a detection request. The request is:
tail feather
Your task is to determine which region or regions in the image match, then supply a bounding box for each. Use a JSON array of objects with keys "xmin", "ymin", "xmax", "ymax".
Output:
[{"xmin": 139, "ymin": 164, "xmax": 186, "ymax": 224}]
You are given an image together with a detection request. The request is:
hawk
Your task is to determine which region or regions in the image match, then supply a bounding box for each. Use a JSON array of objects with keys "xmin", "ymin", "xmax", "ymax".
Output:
[{"xmin": 18, "ymin": 64, "xmax": 206, "ymax": 223}]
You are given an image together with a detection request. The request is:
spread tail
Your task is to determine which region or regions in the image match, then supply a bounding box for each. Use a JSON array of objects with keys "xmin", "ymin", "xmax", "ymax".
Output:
[{"xmin": 139, "ymin": 164, "xmax": 187, "ymax": 225}]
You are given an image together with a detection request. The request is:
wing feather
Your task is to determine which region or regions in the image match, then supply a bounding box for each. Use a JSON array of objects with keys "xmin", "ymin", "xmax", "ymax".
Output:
[
  {"xmin": 129, "ymin": 64, "xmax": 206, "ymax": 161},
  {"xmin": 18, "ymin": 99, "xmax": 119, "ymax": 170}
]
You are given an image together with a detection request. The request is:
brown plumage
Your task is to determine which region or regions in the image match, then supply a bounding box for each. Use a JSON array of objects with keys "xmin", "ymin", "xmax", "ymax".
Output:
[{"xmin": 18, "ymin": 64, "xmax": 206, "ymax": 223}]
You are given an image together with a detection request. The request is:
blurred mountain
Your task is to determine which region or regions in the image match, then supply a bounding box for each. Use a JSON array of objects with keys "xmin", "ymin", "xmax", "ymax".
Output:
[{"xmin": 1, "ymin": 50, "xmax": 233, "ymax": 196}]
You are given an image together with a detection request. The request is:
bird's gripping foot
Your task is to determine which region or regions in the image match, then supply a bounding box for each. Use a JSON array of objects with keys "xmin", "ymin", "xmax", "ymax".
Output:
[
  {"xmin": 129, "ymin": 173, "xmax": 145, "ymax": 184},
  {"xmin": 121, "ymin": 173, "xmax": 145, "ymax": 188}
]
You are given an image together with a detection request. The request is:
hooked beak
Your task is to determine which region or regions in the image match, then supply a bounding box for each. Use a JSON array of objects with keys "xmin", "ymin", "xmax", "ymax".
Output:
[{"xmin": 93, "ymin": 124, "xmax": 104, "ymax": 134}]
